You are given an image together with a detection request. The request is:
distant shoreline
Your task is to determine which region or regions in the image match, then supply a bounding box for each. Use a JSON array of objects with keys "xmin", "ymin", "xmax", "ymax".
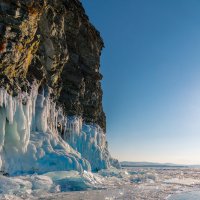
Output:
[
  {"xmin": 120, "ymin": 161, "xmax": 200, "ymax": 168},
  {"xmin": 121, "ymin": 164, "xmax": 188, "ymax": 168}
]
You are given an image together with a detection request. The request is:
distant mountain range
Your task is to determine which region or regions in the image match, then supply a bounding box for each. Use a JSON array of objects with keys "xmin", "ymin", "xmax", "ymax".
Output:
[{"xmin": 120, "ymin": 161, "xmax": 200, "ymax": 168}]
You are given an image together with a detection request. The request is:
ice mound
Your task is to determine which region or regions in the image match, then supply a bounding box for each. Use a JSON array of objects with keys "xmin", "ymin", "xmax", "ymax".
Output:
[
  {"xmin": 65, "ymin": 117, "xmax": 113, "ymax": 171},
  {"xmin": 130, "ymin": 171, "xmax": 157, "ymax": 184},
  {"xmin": 0, "ymin": 170, "xmax": 104, "ymax": 199},
  {"xmin": 0, "ymin": 175, "xmax": 32, "ymax": 194},
  {"xmin": 9, "ymin": 131, "xmax": 91, "ymax": 175},
  {"xmin": 98, "ymin": 168, "xmax": 129, "ymax": 178},
  {"xmin": 44, "ymin": 170, "xmax": 103, "ymax": 191},
  {"xmin": 0, "ymin": 174, "xmax": 58, "ymax": 196},
  {"xmin": 0, "ymin": 84, "xmax": 115, "ymax": 175},
  {"xmin": 0, "ymin": 85, "xmax": 90, "ymax": 175}
]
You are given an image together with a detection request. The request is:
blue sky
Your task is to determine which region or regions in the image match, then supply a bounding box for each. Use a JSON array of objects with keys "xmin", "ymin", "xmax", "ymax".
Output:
[{"xmin": 82, "ymin": 0, "xmax": 200, "ymax": 164}]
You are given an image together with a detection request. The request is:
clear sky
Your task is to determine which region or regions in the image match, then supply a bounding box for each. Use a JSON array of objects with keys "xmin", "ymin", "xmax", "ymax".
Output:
[{"xmin": 82, "ymin": 0, "xmax": 200, "ymax": 164}]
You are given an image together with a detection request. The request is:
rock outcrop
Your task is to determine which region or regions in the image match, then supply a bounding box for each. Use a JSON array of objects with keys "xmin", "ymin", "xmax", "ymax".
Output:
[
  {"xmin": 0, "ymin": 0, "xmax": 105, "ymax": 131},
  {"xmin": 0, "ymin": 0, "xmax": 119, "ymax": 174}
]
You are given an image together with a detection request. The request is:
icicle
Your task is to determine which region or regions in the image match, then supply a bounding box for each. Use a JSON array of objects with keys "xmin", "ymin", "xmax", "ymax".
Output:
[
  {"xmin": 6, "ymin": 95, "xmax": 14, "ymax": 124},
  {"xmin": 0, "ymin": 107, "xmax": 6, "ymax": 151},
  {"xmin": 0, "ymin": 82, "xmax": 110, "ymax": 174},
  {"xmin": 0, "ymin": 89, "xmax": 4, "ymax": 107},
  {"xmin": 3, "ymin": 90, "xmax": 7, "ymax": 107}
]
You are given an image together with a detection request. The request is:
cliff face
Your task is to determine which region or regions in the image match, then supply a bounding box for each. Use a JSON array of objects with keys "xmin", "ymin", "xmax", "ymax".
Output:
[
  {"xmin": 0, "ymin": 0, "xmax": 105, "ymax": 131},
  {"xmin": 0, "ymin": 0, "xmax": 120, "ymax": 174}
]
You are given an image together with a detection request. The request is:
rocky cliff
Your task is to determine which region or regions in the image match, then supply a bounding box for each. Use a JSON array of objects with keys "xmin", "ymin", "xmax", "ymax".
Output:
[
  {"xmin": 0, "ymin": 0, "xmax": 105, "ymax": 130},
  {"xmin": 0, "ymin": 0, "xmax": 119, "ymax": 174}
]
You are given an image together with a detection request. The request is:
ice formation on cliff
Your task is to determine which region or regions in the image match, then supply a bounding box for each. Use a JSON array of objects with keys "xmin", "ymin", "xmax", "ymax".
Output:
[
  {"xmin": 64, "ymin": 117, "xmax": 111, "ymax": 171},
  {"xmin": 0, "ymin": 84, "xmax": 112, "ymax": 175}
]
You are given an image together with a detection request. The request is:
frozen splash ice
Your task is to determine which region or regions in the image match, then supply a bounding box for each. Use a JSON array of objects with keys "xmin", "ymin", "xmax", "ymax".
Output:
[
  {"xmin": 64, "ymin": 116, "xmax": 112, "ymax": 171},
  {"xmin": 0, "ymin": 84, "xmax": 114, "ymax": 175}
]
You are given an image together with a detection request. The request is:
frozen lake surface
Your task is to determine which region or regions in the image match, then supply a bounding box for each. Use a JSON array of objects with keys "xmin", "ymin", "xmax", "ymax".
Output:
[
  {"xmin": 1, "ymin": 167, "xmax": 200, "ymax": 199},
  {"xmin": 169, "ymin": 191, "xmax": 200, "ymax": 200}
]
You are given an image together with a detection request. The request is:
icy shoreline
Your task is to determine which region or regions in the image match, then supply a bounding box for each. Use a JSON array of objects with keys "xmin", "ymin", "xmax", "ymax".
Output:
[
  {"xmin": 0, "ymin": 85, "xmax": 198, "ymax": 199},
  {"xmin": 1, "ymin": 167, "xmax": 200, "ymax": 199}
]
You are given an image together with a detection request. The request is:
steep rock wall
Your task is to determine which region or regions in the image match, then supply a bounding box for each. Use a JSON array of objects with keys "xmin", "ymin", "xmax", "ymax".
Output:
[
  {"xmin": 0, "ymin": 0, "xmax": 120, "ymax": 174},
  {"xmin": 0, "ymin": 0, "xmax": 105, "ymax": 130}
]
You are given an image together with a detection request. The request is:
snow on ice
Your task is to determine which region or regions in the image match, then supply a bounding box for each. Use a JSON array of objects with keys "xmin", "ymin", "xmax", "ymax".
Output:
[{"xmin": 1, "ymin": 167, "xmax": 200, "ymax": 199}]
